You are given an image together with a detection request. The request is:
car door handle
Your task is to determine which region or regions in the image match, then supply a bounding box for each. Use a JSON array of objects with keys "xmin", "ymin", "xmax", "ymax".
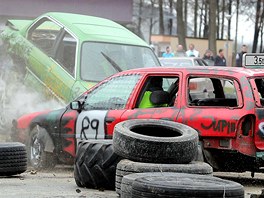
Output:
[{"xmin": 105, "ymin": 117, "xmax": 115, "ymax": 123}]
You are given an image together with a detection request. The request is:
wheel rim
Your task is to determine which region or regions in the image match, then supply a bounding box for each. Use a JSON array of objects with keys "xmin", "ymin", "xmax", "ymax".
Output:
[{"xmin": 30, "ymin": 134, "xmax": 42, "ymax": 167}]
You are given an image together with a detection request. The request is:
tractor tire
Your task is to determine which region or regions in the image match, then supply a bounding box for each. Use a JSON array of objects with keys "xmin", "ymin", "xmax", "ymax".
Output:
[
  {"xmin": 0, "ymin": 142, "xmax": 27, "ymax": 176},
  {"xmin": 115, "ymin": 159, "xmax": 213, "ymax": 195},
  {"xmin": 74, "ymin": 140, "xmax": 122, "ymax": 190},
  {"xmin": 113, "ymin": 119, "xmax": 198, "ymax": 164}
]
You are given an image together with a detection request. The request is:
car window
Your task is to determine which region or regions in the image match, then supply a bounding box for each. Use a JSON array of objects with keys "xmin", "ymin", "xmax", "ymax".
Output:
[
  {"xmin": 28, "ymin": 19, "xmax": 62, "ymax": 56},
  {"xmin": 80, "ymin": 42, "xmax": 160, "ymax": 82},
  {"xmin": 83, "ymin": 74, "xmax": 141, "ymax": 110},
  {"xmin": 254, "ymin": 78, "xmax": 264, "ymax": 106},
  {"xmin": 55, "ymin": 32, "xmax": 77, "ymax": 77},
  {"xmin": 188, "ymin": 77, "xmax": 238, "ymax": 107},
  {"xmin": 136, "ymin": 76, "xmax": 179, "ymax": 108}
]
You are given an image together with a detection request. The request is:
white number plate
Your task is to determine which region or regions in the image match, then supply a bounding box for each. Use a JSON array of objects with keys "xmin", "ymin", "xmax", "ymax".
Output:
[{"xmin": 243, "ymin": 53, "xmax": 264, "ymax": 68}]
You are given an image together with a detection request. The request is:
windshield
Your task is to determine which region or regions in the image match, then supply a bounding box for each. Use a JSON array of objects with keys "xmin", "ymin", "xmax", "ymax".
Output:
[{"xmin": 80, "ymin": 42, "xmax": 160, "ymax": 82}]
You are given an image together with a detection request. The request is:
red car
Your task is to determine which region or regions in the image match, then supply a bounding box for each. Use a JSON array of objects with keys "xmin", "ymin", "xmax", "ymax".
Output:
[{"xmin": 11, "ymin": 66, "xmax": 264, "ymax": 174}]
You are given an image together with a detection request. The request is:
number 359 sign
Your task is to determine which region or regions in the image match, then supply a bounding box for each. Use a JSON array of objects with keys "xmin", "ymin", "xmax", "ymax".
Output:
[{"xmin": 243, "ymin": 53, "xmax": 264, "ymax": 68}]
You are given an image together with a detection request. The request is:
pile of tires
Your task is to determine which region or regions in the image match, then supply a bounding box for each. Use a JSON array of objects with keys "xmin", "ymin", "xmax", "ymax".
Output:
[
  {"xmin": 112, "ymin": 119, "xmax": 244, "ymax": 198},
  {"xmin": 0, "ymin": 142, "xmax": 27, "ymax": 176}
]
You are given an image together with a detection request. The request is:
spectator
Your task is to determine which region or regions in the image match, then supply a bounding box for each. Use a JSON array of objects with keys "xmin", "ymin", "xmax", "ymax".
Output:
[
  {"xmin": 175, "ymin": 44, "xmax": 187, "ymax": 57},
  {"xmin": 203, "ymin": 49, "xmax": 214, "ymax": 66},
  {"xmin": 162, "ymin": 46, "xmax": 174, "ymax": 58},
  {"xmin": 186, "ymin": 43, "xmax": 200, "ymax": 57},
  {"xmin": 236, "ymin": 44, "xmax": 248, "ymax": 67},
  {"xmin": 214, "ymin": 49, "xmax": 226, "ymax": 66}
]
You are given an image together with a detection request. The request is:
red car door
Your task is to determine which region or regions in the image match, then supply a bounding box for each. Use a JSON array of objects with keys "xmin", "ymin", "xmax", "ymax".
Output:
[{"xmin": 121, "ymin": 74, "xmax": 182, "ymax": 124}]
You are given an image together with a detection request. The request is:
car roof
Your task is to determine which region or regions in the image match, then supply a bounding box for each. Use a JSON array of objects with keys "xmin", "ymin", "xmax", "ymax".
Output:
[
  {"xmin": 159, "ymin": 57, "xmax": 202, "ymax": 60},
  {"xmin": 115, "ymin": 66, "xmax": 264, "ymax": 78},
  {"xmin": 45, "ymin": 12, "xmax": 148, "ymax": 46}
]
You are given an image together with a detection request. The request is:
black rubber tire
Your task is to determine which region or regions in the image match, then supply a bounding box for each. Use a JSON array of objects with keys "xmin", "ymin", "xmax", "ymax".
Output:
[
  {"xmin": 121, "ymin": 172, "xmax": 244, "ymax": 198},
  {"xmin": 115, "ymin": 159, "xmax": 213, "ymax": 195},
  {"xmin": 27, "ymin": 126, "xmax": 56, "ymax": 170},
  {"xmin": 74, "ymin": 140, "xmax": 122, "ymax": 190},
  {"xmin": 0, "ymin": 142, "xmax": 27, "ymax": 176},
  {"xmin": 113, "ymin": 119, "xmax": 198, "ymax": 164}
]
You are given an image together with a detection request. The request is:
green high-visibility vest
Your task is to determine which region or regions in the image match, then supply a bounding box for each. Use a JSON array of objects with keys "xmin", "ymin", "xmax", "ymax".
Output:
[{"xmin": 139, "ymin": 91, "xmax": 168, "ymax": 108}]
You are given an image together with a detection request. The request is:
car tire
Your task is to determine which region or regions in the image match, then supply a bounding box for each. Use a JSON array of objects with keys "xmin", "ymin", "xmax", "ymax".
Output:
[
  {"xmin": 113, "ymin": 119, "xmax": 198, "ymax": 164},
  {"xmin": 27, "ymin": 126, "xmax": 56, "ymax": 170},
  {"xmin": 121, "ymin": 172, "xmax": 244, "ymax": 198},
  {"xmin": 0, "ymin": 142, "xmax": 27, "ymax": 176},
  {"xmin": 115, "ymin": 159, "xmax": 213, "ymax": 195},
  {"xmin": 74, "ymin": 140, "xmax": 122, "ymax": 190}
]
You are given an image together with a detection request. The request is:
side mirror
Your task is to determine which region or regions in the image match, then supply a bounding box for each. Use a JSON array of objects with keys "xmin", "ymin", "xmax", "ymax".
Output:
[{"xmin": 70, "ymin": 101, "xmax": 82, "ymax": 111}]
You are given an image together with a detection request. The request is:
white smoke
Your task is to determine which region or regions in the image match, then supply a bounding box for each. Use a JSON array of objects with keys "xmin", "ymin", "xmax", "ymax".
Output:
[{"xmin": 0, "ymin": 41, "xmax": 63, "ymax": 139}]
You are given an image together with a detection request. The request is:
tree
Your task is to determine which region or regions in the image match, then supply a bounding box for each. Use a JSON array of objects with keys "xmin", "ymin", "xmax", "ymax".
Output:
[
  {"xmin": 159, "ymin": 0, "xmax": 165, "ymax": 34},
  {"xmin": 253, "ymin": 0, "xmax": 264, "ymax": 52},
  {"xmin": 177, "ymin": 0, "xmax": 187, "ymax": 50},
  {"xmin": 194, "ymin": 0, "xmax": 198, "ymax": 37},
  {"xmin": 209, "ymin": 0, "xmax": 217, "ymax": 55}
]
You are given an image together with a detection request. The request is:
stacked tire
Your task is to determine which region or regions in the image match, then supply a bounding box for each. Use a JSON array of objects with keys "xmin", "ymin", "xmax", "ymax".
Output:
[
  {"xmin": 113, "ymin": 119, "xmax": 244, "ymax": 198},
  {"xmin": 0, "ymin": 142, "xmax": 27, "ymax": 176}
]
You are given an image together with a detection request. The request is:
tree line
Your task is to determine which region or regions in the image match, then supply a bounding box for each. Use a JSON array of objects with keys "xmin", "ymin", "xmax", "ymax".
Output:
[{"xmin": 134, "ymin": 0, "xmax": 264, "ymax": 55}]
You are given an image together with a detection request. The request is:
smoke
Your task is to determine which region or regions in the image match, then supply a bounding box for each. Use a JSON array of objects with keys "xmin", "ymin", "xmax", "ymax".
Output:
[{"xmin": 0, "ymin": 40, "xmax": 63, "ymax": 139}]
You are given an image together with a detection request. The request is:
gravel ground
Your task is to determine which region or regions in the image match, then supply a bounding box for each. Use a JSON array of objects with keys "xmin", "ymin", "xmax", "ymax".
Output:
[{"xmin": 0, "ymin": 166, "xmax": 263, "ymax": 198}]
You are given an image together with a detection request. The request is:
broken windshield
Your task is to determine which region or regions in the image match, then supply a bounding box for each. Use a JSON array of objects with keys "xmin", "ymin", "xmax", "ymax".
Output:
[{"xmin": 80, "ymin": 42, "xmax": 160, "ymax": 82}]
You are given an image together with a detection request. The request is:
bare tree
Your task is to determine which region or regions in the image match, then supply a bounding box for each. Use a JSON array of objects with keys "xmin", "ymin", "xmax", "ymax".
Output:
[
  {"xmin": 227, "ymin": 0, "xmax": 232, "ymax": 40},
  {"xmin": 194, "ymin": 0, "xmax": 198, "ymax": 37},
  {"xmin": 159, "ymin": 0, "xmax": 165, "ymax": 34},
  {"xmin": 149, "ymin": 0, "xmax": 157, "ymax": 43},
  {"xmin": 199, "ymin": 0, "xmax": 205, "ymax": 38},
  {"xmin": 168, "ymin": 0, "xmax": 173, "ymax": 35},
  {"xmin": 221, "ymin": 0, "xmax": 225, "ymax": 39},
  {"xmin": 217, "ymin": 0, "xmax": 220, "ymax": 39},
  {"xmin": 184, "ymin": 0, "xmax": 188, "ymax": 35},
  {"xmin": 138, "ymin": 0, "xmax": 144, "ymax": 36},
  {"xmin": 233, "ymin": 0, "xmax": 239, "ymax": 66},
  {"xmin": 203, "ymin": 0, "xmax": 209, "ymax": 38},
  {"xmin": 209, "ymin": 0, "xmax": 217, "ymax": 55},
  {"xmin": 253, "ymin": 0, "xmax": 264, "ymax": 52},
  {"xmin": 177, "ymin": 0, "xmax": 187, "ymax": 50}
]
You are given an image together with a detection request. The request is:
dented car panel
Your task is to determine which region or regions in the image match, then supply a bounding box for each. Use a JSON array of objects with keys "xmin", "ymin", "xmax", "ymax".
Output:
[
  {"xmin": 11, "ymin": 66, "xmax": 264, "ymax": 172},
  {"xmin": 1, "ymin": 12, "xmax": 160, "ymax": 104}
]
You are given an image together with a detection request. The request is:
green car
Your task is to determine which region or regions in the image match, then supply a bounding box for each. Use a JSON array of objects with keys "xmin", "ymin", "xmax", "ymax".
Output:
[{"xmin": 1, "ymin": 12, "xmax": 160, "ymax": 104}]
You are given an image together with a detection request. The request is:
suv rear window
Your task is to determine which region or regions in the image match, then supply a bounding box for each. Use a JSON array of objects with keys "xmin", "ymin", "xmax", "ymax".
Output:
[
  {"xmin": 254, "ymin": 78, "xmax": 264, "ymax": 106},
  {"xmin": 188, "ymin": 77, "xmax": 238, "ymax": 107}
]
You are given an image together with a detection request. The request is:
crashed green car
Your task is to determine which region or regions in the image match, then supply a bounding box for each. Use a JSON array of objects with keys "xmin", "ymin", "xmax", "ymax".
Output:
[{"xmin": 1, "ymin": 12, "xmax": 160, "ymax": 104}]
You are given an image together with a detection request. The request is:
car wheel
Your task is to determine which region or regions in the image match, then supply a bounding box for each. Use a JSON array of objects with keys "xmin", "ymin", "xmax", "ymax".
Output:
[
  {"xmin": 113, "ymin": 119, "xmax": 198, "ymax": 164},
  {"xmin": 0, "ymin": 142, "xmax": 27, "ymax": 176},
  {"xmin": 74, "ymin": 140, "xmax": 122, "ymax": 190},
  {"xmin": 121, "ymin": 172, "xmax": 244, "ymax": 198},
  {"xmin": 115, "ymin": 159, "xmax": 213, "ymax": 195},
  {"xmin": 27, "ymin": 126, "xmax": 56, "ymax": 170}
]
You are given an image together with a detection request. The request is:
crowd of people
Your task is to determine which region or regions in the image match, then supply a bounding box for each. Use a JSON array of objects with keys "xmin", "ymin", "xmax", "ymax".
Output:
[{"xmin": 161, "ymin": 43, "xmax": 248, "ymax": 67}]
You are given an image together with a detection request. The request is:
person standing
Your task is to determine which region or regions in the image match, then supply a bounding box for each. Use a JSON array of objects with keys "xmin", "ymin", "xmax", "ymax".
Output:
[
  {"xmin": 186, "ymin": 43, "xmax": 200, "ymax": 57},
  {"xmin": 174, "ymin": 44, "xmax": 187, "ymax": 57},
  {"xmin": 236, "ymin": 45, "xmax": 248, "ymax": 67},
  {"xmin": 202, "ymin": 49, "xmax": 214, "ymax": 66},
  {"xmin": 162, "ymin": 46, "xmax": 174, "ymax": 58},
  {"xmin": 214, "ymin": 49, "xmax": 226, "ymax": 66}
]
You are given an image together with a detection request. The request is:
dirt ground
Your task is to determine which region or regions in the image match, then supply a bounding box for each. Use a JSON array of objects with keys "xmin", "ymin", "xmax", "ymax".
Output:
[{"xmin": 0, "ymin": 165, "xmax": 263, "ymax": 198}]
